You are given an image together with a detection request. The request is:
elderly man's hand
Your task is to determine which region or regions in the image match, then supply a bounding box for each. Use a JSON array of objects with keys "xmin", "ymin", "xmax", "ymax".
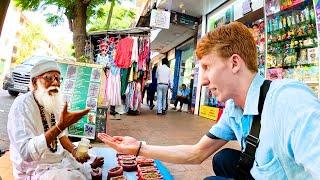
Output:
[
  {"xmin": 71, "ymin": 147, "xmax": 90, "ymax": 163},
  {"xmin": 91, "ymin": 157, "xmax": 104, "ymax": 168},
  {"xmin": 58, "ymin": 102, "xmax": 90, "ymax": 130}
]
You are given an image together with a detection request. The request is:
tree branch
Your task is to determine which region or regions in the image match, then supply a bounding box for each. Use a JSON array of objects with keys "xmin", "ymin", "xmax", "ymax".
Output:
[{"xmin": 65, "ymin": 10, "xmax": 74, "ymax": 32}]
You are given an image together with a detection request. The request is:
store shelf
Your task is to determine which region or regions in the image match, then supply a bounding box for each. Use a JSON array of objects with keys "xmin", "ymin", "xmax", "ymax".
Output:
[
  {"xmin": 266, "ymin": 0, "xmax": 309, "ymax": 18},
  {"xmin": 267, "ymin": 20, "xmax": 316, "ymax": 34},
  {"xmin": 267, "ymin": 34, "xmax": 317, "ymax": 46},
  {"xmin": 267, "ymin": 63, "xmax": 318, "ymax": 69}
]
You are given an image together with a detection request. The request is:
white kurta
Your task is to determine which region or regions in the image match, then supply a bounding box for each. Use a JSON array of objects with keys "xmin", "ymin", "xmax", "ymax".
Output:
[{"xmin": 7, "ymin": 92, "xmax": 92, "ymax": 179}]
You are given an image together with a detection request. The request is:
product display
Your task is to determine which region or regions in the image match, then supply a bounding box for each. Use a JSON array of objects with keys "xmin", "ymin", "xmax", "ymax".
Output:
[
  {"xmin": 87, "ymin": 30, "xmax": 151, "ymax": 114},
  {"xmin": 112, "ymin": 153, "xmax": 164, "ymax": 179},
  {"xmin": 266, "ymin": 0, "xmax": 319, "ymax": 96},
  {"xmin": 107, "ymin": 166, "xmax": 124, "ymax": 180},
  {"xmin": 248, "ymin": 20, "xmax": 266, "ymax": 76}
]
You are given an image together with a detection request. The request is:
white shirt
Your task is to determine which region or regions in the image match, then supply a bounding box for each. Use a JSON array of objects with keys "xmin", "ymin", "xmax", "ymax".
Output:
[
  {"xmin": 7, "ymin": 92, "xmax": 91, "ymax": 179},
  {"xmin": 156, "ymin": 64, "xmax": 171, "ymax": 85},
  {"xmin": 131, "ymin": 37, "xmax": 139, "ymax": 63}
]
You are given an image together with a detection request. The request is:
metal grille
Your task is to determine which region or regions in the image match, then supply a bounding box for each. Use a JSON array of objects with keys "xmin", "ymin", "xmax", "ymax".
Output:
[{"xmin": 12, "ymin": 72, "xmax": 30, "ymax": 85}]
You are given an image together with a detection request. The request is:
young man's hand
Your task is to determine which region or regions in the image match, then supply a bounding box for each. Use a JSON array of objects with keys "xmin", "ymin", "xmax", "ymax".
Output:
[{"xmin": 98, "ymin": 133, "xmax": 140, "ymax": 155}]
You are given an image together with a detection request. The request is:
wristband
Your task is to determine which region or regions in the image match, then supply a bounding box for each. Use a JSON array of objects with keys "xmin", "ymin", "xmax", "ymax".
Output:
[
  {"xmin": 135, "ymin": 141, "xmax": 142, "ymax": 157},
  {"xmin": 56, "ymin": 124, "xmax": 63, "ymax": 133}
]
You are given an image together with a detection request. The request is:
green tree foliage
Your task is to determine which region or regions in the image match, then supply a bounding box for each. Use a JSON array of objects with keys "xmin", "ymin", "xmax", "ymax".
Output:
[
  {"xmin": 88, "ymin": 1, "xmax": 136, "ymax": 32},
  {"xmin": 15, "ymin": 23, "xmax": 45, "ymax": 64},
  {"xmin": 13, "ymin": 0, "xmax": 113, "ymax": 60}
]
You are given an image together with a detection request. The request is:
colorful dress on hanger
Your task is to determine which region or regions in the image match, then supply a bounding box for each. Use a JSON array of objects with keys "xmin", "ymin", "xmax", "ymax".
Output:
[
  {"xmin": 138, "ymin": 38, "xmax": 150, "ymax": 71},
  {"xmin": 105, "ymin": 42, "xmax": 122, "ymax": 106},
  {"xmin": 125, "ymin": 82, "xmax": 142, "ymax": 112},
  {"xmin": 115, "ymin": 37, "xmax": 134, "ymax": 68}
]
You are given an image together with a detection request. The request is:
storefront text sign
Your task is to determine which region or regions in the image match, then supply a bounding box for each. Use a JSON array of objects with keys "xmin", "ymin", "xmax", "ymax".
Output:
[
  {"xmin": 242, "ymin": 0, "xmax": 252, "ymax": 15},
  {"xmin": 150, "ymin": 9, "xmax": 171, "ymax": 29},
  {"xmin": 199, "ymin": 105, "xmax": 220, "ymax": 121}
]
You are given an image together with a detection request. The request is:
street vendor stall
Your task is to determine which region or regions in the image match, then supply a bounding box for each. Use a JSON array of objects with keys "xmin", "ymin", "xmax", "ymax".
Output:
[{"xmin": 86, "ymin": 28, "xmax": 151, "ymax": 116}]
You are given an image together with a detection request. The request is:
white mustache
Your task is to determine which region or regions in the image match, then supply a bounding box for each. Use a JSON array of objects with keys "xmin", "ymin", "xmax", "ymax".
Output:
[{"xmin": 47, "ymin": 86, "xmax": 60, "ymax": 92}]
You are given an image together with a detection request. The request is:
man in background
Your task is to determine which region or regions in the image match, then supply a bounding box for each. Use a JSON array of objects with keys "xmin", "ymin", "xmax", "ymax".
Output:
[
  {"xmin": 172, "ymin": 84, "xmax": 189, "ymax": 112},
  {"xmin": 156, "ymin": 58, "xmax": 170, "ymax": 115}
]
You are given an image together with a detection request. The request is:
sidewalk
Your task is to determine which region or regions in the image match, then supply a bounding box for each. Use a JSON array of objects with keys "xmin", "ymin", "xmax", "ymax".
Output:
[{"xmin": 107, "ymin": 104, "xmax": 240, "ymax": 180}]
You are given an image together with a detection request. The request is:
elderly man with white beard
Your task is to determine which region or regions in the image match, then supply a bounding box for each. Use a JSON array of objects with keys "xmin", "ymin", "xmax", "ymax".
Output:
[{"xmin": 7, "ymin": 59, "xmax": 104, "ymax": 180}]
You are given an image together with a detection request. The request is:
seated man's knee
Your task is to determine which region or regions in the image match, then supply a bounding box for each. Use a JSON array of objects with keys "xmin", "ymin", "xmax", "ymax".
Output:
[{"xmin": 212, "ymin": 148, "xmax": 234, "ymax": 171}]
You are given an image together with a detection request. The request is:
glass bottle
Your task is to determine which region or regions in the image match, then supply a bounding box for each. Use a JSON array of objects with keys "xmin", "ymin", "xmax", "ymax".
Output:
[
  {"xmin": 76, "ymin": 138, "xmax": 90, "ymax": 158},
  {"xmin": 282, "ymin": 16, "xmax": 287, "ymax": 28},
  {"xmin": 304, "ymin": 7, "xmax": 310, "ymax": 22},
  {"xmin": 310, "ymin": 6, "xmax": 315, "ymax": 22},
  {"xmin": 287, "ymin": 15, "xmax": 292, "ymax": 27}
]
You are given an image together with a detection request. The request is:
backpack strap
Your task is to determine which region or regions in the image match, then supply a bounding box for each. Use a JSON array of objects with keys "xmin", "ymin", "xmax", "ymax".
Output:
[{"xmin": 237, "ymin": 80, "xmax": 272, "ymax": 178}]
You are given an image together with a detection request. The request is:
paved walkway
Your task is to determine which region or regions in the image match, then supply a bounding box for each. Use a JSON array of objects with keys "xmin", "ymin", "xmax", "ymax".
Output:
[{"xmin": 107, "ymin": 104, "xmax": 240, "ymax": 180}]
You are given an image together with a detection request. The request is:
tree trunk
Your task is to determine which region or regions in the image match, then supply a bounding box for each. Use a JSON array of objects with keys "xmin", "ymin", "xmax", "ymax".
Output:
[
  {"xmin": 73, "ymin": 0, "xmax": 88, "ymax": 60},
  {"xmin": 0, "ymin": 0, "xmax": 10, "ymax": 36},
  {"xmin": 106, "ymin": 0, "xmax": 115, "ymax": 30}
]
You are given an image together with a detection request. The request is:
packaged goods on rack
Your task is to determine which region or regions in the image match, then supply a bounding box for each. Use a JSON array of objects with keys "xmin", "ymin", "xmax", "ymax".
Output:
[{"xmin": 265, "ymin": 0, "xmax": 319, "ymax": 96}]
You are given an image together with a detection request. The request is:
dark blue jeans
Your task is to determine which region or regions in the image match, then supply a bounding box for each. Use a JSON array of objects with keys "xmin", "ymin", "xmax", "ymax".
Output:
[{"xmin": 204, "ymin": 148, "xmax": 254, "ymax": 180}]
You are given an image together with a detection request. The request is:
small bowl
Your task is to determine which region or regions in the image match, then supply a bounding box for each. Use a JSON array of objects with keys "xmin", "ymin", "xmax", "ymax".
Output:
[
  {"xmin": 110, "ymin": 175, "xmax": 127, "ymax": 180},
  {"xmin": 137, "ymin": 169, "xmax": 160, "ymax": 177},
  {"xmin": 120, "ymin": 161, "xmax": 138, "ymax": 172},
  {"xmin": 119, "ymin": 159, "xmax": 136, "ymax": 166},
  {"xmin": 137, "ymin": 158, "xmax": 154, "ymax": 165},
  {"xmin": 118, "ymin": 155, "xmax": 136, "ymax": 161},
  {"xmin": 137, "ymin": 165, "xmax": 157, "ymax": 172},
  {"xmin": 107, "ymin": 166, "xmax": 123, "ymax": 180},
  {"xmin": 138, "ymin": 172, "xmax": 163, "ymax": 180}
]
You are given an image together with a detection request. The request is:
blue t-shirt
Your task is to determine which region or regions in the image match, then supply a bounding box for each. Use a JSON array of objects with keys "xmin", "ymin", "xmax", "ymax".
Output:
[
  {"xmin": 207, "ymin": 74, "xmax": 320, "ymax": 179},
  {"xmin": 177, "ymin": 89, "xmax": 190, "ymax": 97}
]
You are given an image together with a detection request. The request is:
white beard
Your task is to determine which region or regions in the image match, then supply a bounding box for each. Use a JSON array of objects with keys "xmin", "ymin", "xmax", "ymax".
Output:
[{"xmin": 34, "ymin": 82, "xmax": 63, "ymax": 114}]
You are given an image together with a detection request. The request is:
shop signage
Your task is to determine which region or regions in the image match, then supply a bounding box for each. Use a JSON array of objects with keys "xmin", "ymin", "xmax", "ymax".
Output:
[
  {"xmin": 199, "ymin": 105, "xmax": 221, "ymax": 121},
  {"xmin": 150, "ymin": 9, "xmax": 171, "ymax": 29},
  {"xmin": 58, "ymin": 62, "xmax": 103, "ymax": 139},
  {"xmin": 242, "ymin": 0, "xmax": 252, "ymax": 15},
  {"xmin": 171, "ymin": 11, "xmax": 199, "ymax": 28}
]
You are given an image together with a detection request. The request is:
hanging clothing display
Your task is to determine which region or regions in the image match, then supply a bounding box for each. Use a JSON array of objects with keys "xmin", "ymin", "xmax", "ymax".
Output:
[
  {"xmin": 88, "ymin": 29, "xmax": 150, "ymax": 115},
  {"xmin": 131, "ymin": 37, "xmax": 139, "ymax": 63},
  {"xmin": 121, "ymin": 68, "xmax": 130, "ymax": 96},
  {"xmin": 115, "ymin": 37, "xmax": 134, "ymax": 68},
  {"xmin": 106, "ymin": 68, "xmax": 122, "ymax": 106},
  {"xmin": 125, "ymin": 82, "xmax": 142, "ymax": 112},
  {"xmin": 138, "ymin": 37, "xmax": 150, "ymax": 71}
]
